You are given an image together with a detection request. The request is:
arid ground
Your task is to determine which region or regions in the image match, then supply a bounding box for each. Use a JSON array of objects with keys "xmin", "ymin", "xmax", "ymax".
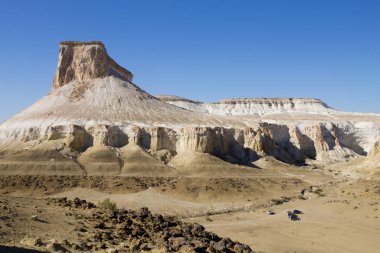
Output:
[{"xmin": 1, "ymin": 157, "xmax": 379, "ymax": 253}]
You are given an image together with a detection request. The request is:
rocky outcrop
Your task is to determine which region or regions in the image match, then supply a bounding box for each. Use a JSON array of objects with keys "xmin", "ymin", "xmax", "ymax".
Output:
[
  {"xmin": 149, "ymin": 127, "xmax": 177, "ymax": 152},
  {"xmin": 90, "ymin": 125, "xmax": 128, "ymax": 147},
  {"xmin": 176, "ymin": 127, "xmax": 218, "ymax": 154},
  {"xmin": 1, "ymin": 41, "xmax": 380, "ymax": 176},
  {"xmin": 369, "ymin": 140, "xmax": 380, "ymax": 158},
  {"xmin": 52, "ymin": 41, "xmax": 133, "ymax": 90},
  {"xmin": 47, "ymin": 125, "xmax": 92, "ymax": 152},
  {"xmin": 289, "ymin": 126, "xmax": 316, "ymax": 159},
  {"xmin": 0, "ymin": 121, "xmax": 378, "ymax": 175},
  {"xmin": 303, "ymin": 124, "xmax": 336, "ymax": 153},
  {"xmin": 299, "ymin": 123, "xmax": 364, "ymax": 162},
  {"xmin": 243, "ymin": 127, "xmax": 273, "ymax": 154},
  {"xmin": 48, "ymin": 198, "xmax": 255, "ymax": 252}
]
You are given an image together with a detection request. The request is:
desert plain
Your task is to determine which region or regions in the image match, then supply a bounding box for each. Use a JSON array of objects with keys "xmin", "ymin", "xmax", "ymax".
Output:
[{"xmin": 0, "ymin": 41, "xmax": 379, "ymax": 253}]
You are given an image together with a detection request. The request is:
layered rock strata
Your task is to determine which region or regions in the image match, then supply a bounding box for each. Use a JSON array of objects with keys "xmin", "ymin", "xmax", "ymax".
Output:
[
  {"xmin": 52, "ymin": 41, "xmax": 133, "ymax": 90},
  {"xmin": 156, "ymin": 96, "xmax": 336, "ymax": 115},
  {"xmin": 0, "ymin": 41, "xmax": 380, "ymax": 175}
]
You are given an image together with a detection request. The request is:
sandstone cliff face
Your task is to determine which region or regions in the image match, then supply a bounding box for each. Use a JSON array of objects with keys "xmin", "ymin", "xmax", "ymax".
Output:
[{"xmin": 52, "ymin": 41, "xmax": 133, "ymax": 90}]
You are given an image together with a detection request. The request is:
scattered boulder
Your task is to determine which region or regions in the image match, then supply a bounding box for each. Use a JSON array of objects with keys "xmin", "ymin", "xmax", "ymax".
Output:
[
  {"xmin": 49, "ymin": 197, "xmax": 255, "ymax": 252},
  {"xmin": 270, "ymin": 197, "xmax": 290, "ymax": 205},
  {"xmin": 16, "ymin": 197, "xmax": 254, "ymax": 252},
  {"xmin": 50, "ymin": 197, "xmax": 96, "ymax": 209},
  {"xmin": 46, "ymin": 241, "xmax": 69, "ymax": 252},
  {"xmin": 20, "ymin": 236, "xmax": 43, "ymax": 247}
]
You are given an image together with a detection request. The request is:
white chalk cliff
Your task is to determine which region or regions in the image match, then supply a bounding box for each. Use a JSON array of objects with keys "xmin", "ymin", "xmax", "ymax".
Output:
[
  {"xmin": 156, "ymin": 96, "xmax": 336, "ymax": 116},
  {"xmin": 0, "ymin": 41, "xmax": 379, "ymax": 175}
]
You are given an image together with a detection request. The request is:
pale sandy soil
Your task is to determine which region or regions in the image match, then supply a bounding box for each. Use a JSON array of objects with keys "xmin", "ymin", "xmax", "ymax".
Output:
[
  {"xmin": 0, "ymin": 157, "xmax": 379, "ymax": 252},
  {"xmin": 185, "ymin": 159, "xmax": 380, "ymax": 253},
  {"xmin": 188, "ymin": 193, "xmax": 380, "ymax": 253}
]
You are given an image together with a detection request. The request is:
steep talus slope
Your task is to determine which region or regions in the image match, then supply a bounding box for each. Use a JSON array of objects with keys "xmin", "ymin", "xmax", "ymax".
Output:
[
  {"xmin": 170, "ymin": 151, "xmax": 257, "ymax": 177},
  {"xmin": 1, "ymin": 77, "xmax": 239, "ymax": 132},
  {"xmin": 0, "ymin": 150, "xmax": 84, "ymax": 175},
  {"xmin": 78, "ymin": 146, "xmax": 121, "ymax": 176},
  {"xmin": 120, "ymin": 143, "xmax": 178, "ymax": 176},
  {"xmin": 0, "ymin": 41, "xmax": 379, "ymax": 176}
]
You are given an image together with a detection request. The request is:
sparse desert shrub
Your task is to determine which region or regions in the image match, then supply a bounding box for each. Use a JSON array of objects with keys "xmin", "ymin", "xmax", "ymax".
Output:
[
  {"xmin": 205, "ymin": 216, "xmax": 213, "ymax": 222},
  {"xmin": 98, "ymin": 198, "xmax": 118, "ymax": 211},
  {"xmin": 270, "ymin": 199, "xmax": 283, "ymax": 205},
  {"xmin": 298, "ymin": 195, "xmax": 307, "ymax": 200},
  {"xmin": 313, "ymin": 188, "xmax": 323, "ymax": 194},
  {"xmin": 270, "ymin": 197, "xmax": 290, "ymax": 205}
]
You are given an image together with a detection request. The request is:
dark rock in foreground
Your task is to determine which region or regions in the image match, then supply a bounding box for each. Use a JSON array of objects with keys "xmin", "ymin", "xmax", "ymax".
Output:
[{"xmin": 50, "ymin": 197, "xmax": 254, "ymax": 252}]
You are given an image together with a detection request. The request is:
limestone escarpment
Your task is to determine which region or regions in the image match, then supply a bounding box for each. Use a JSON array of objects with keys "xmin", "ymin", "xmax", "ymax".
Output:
[
  {"xmin": 1, "ymin": 120, "xmax": 373, "ymax": 175},
  {"xmin": 52, "ymin": 41, "xmax": 133, "ymax": 90},
  {"xmin": 47, "ymin": 125, "xmax": 93, "ymax": 152},
  {"xmin": 156, "ymin": 96, "xmax": 336, "ymax": 116},
  {"xmin": 1, "ymin": 41, "xmax": 380, "ymax": 176}
]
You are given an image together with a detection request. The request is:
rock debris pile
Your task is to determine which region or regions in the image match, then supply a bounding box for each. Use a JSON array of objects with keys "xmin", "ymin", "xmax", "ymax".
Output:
[{"xmin": 47, "ymin": 198, "xmax": 254, "ymax": 252}]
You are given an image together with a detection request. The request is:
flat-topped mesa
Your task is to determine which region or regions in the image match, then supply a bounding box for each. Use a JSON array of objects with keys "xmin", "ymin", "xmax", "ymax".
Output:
[
  {"xmin": 155, "ymin": 95, "xmax": 202, "ymax": 104},
  {"xmin": 52, "ymin": 41, "xmax": 133, "ymax": 90},
  {"xmin": 157, "ymin": 96, "xmax": 335, "ymax": 115},
  {"xmin": 215, "ymin": 98, "xmax": 329, "ymax": 106}
]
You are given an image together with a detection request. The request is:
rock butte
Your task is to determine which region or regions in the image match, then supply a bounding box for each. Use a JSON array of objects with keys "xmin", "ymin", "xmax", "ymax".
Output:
[
  {"xmin": 0, "ymin": 41, "xmax": 380, "ymax": 175},
  {"xmin": 52, "ymin": 41, "xmax": 133, "ymax": 90}
]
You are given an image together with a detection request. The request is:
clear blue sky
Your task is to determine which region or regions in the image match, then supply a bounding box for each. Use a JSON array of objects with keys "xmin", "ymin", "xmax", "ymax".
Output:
[{"xmin": 0, "ymin": 0, "xmax": 379, "ymax": 123}]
